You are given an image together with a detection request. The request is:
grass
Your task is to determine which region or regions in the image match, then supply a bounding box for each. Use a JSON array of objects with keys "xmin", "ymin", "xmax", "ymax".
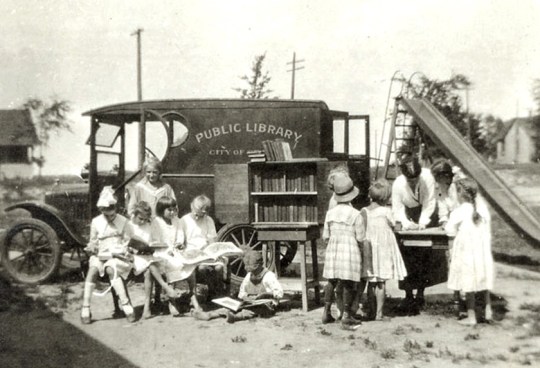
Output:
[
  {"xmin": 380, "ymin": 348, "xmax": 396, "ymax": 360},
  {"xmin": 231, "ymin": 335, "xmax": 247, "ymax": 343}
]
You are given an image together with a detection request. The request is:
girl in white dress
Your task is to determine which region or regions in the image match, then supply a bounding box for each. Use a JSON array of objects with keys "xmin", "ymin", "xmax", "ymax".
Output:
[
  {"xmin": 81, "ymin": 187, "xmax": 135, "ymax": 324},
  {"xmin": 445, "ymin": 177, "xmax": 494, "ymax": 325},
  {"xmin": 361, "ymin": 179, "xmax": 408, "ymax": 321},
  {"xmin": 322, "ymin": 175, "xmax": 365, "ymax": 329},
  {"xmin": 151, "ymin": 196, "xmax": 202, "ymax": 314},
  {"xmin": 126, "ymin": 201, "xmax": 181, "ymax": 318},
  {"xmin": 179, "ymin": 195, "xmax": 225, "ymax": 297}
]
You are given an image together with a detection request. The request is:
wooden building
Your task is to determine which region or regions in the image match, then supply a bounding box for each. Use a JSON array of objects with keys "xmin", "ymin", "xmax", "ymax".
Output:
[
  {"xmin": 0, "ymin": 109, "xmax": 39, "ymax": 179},
  {"xmin": 495, "ymin": 115, "xmax": 540, "ymax": 164}
]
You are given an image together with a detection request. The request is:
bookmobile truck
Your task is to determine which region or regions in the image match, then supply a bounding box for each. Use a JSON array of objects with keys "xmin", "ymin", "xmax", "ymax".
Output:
[{"xmin": 1, "ymin": 99, "xmax": 371, "ymax": 287}]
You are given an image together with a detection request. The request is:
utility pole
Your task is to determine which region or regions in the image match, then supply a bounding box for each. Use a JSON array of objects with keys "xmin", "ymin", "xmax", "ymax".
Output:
[
  {"xmin": 131, "ymin": 28, "xmax": 145, "ymax": 167},
  {"xmin": 287, "ymin": 52, "xmax": 304, "ymax": 99}
]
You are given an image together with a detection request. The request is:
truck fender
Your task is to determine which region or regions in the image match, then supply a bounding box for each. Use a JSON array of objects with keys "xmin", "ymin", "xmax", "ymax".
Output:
[{"xmin": 4, "ymin": 202, "xmax": 86, "ymax": 248}]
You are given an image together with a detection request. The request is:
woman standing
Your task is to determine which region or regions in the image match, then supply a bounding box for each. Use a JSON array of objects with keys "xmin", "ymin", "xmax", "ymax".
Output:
[{"xmin": 391, "ymin": 154, "xmax": 438, "ymax": 310}]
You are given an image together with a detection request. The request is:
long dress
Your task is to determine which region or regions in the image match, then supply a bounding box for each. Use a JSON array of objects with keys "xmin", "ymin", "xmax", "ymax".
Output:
[
  {"xmin": 150, "ymin": 217, "xmax": 196, "ymax": 283},
  {"xmin": 87, "ymin": 214, "xmax": 132, "ymax": 280},
  {"xmin": 322, "ymin": 204, "xmax": 365, "ymax": 282},
  {"xmin": 127, "ymin": 177, "xmax": 176, "ymax": 217},
  {"xmin": 445, "ymin": 199, "xmax": 494, "ymax": 292},
  {"xmin": 362, "ymin": 206, "xmax": 407, "ymax": 281}
]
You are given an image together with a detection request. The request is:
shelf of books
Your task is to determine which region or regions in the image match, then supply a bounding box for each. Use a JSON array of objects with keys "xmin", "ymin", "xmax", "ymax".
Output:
[
  {"xmin": 249, "ymin": 160, "xmax": 339, "ymax": 226},
  {"xmin": 214, "ymin": 160, "xmax": 348, "ymax": 227}
]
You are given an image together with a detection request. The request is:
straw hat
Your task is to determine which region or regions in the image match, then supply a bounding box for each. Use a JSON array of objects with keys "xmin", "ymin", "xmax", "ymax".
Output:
[{"xmin": 333, "ymin": 175, "xmax": 359, "ymax": 203}]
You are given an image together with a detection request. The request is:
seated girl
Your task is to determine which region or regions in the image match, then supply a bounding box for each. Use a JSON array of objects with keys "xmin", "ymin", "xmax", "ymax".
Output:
[
  {"xmin": 179, "ymin": 195, "xmax": 226, "ymax": 297},
  {"xmin": 81, "ymin": 187, "xmax": 135, "ymax": 324},
  {"xmin": 126, "ymin": 201, "xmax": 182, "ymax": 319},
  {"xmin": 151, "ymin": 196, "xmax": 202, "ymax": 314}
]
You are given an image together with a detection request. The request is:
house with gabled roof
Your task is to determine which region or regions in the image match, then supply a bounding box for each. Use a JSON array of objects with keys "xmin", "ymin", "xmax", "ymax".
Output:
[
  {"xmin": 495, "ymin": 115, "xmax": 540, "ymax": 164},
  {"xmin": 0, "ymin": 109, "xmax": 39, "ymax": 179}
]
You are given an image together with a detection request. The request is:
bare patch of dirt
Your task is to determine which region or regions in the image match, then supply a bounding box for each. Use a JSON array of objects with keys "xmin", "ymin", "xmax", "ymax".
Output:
[{"xmin": 1, "ymin": 263, "xmax": 539, "ymax": 368}]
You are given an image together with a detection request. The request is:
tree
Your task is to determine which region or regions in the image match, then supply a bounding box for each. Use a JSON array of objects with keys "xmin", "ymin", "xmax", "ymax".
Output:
[
  {"xmin": 532, "ymin": 78, "xmax": 540, "ymax": 114},
  {"xmin": 234, "ymin": 53, "xmax": 273, "ymax": 99},
  {"xmin": 404, "ymin": 74, "xmax": 498, "ymax": 160},
  {"xmin": 22, "ymin": 97, "xmax": 73, "ymax": 176}
]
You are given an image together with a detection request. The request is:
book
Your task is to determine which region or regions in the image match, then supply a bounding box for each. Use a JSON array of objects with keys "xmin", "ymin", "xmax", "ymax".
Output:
[
  {"xmin": 273, "ymin": 139, "xmax": 284, "ymax": 161},
  {"xmin": 282, "ymin": 141, "xmax": 293, "ymax": 160},
  {"xmin": 176, "ymin": 242, "xmax": 244, "ymax": 265},
  {"xmin": 262, "ymin": 140, "xmax": 275, "ymax": 161},
  {"xmin": 212, "ymin": 296, "xmax": 275, "ymax": 312},
  {"xmin": 127, "ymin": 238, "xmax": 153, "ymax": 254}
]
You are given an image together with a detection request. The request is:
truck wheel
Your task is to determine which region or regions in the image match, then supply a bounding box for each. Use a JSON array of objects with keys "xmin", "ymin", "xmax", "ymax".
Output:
[
  {"xmin": 1, "ymin": 218, "xmax": 62, "ymax": 284},
  {"xmin": 216, "ymin": 223, "xmax": 297, "ymax": 286}
]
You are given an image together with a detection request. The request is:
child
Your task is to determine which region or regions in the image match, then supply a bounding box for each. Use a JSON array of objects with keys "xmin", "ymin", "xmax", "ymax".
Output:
[
  {"xmin": 128, "ymin": 157, "xmax": 176, "ymax": 218},
  {"xmin": 179, "ymin": 195, "xmax": 224, "ymax": 297},
  {"xmin": 444, "ymin": 177, "xmax": 494, "ymax": 326},
  {"xmin": 127, "ymin": 157, "xmax": 176, "ymax": 311},
  {"xmin": 431, "ymin": 159, "xmax": 467, "ymax": 315},
  {"xmin": 192, "ymin": 251, "xmax": 283, "ymax": 323},
  {"xmin": 326, "ymin": 165, "xmax": 363, "ymax": 320},
  {"xmin": 361, "ymin": 179, "xmax": 408, "ymax": 321},
  {"xmin": 151, "ymin": 196, "xmax": 202, "ymax": 314},
  {"xmin": 322, "ymin": 175, "xmax": 365, "ymax": 329},
  {"xmin": 126, "ymin": 201, "xmax": 181, "ymax": 319},
  {"xmin": 81, "ymin": 186, "xmax": 135, "ymax": 324}
]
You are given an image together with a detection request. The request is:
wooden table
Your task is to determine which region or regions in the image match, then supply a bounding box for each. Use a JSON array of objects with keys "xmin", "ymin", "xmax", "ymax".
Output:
[
  {"xmin": 395, "ymin": 229, "xmax": 450, "ymax": 290},
  {"xmin": 253, "ymin": 223, "xmax": 321, "ymax": 312}
]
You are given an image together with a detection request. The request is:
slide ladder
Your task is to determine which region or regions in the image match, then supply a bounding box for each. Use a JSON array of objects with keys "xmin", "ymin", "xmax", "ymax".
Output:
[{"xmin": 380, "ymin": 98, "xmax": 422, "ymax": 180}]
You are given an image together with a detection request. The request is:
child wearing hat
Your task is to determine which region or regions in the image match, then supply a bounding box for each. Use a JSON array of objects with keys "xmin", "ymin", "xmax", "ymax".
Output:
[
  {"xmin": 192, "ymin": 251, "xmax": 283, "ymax": 323},
  {"xmin": 322, "ymin": 175, "xmax": 365, "ymax": 329},
  {"xmin": 81, "ymin": 186, "xmax": 135, "ymax": 324}
]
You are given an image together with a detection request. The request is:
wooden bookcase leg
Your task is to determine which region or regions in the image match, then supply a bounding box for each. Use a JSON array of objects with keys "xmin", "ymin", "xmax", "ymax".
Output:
[
  {"xmin": 311, "ymin": 239, "xmax": 320, "ymax": 305},
  {"xmin": 274, "ymin": 241, "xmax": 281, "ymax": 276},
  {"xmin": 299, "ymin": 241, "xmax": 308, "ymax": 312}
]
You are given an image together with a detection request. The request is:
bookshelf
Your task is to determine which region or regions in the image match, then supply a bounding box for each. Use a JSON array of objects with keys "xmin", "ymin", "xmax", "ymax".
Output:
[
  {"xmin": 214, "ymin": 159, "xmax": 346, "ymax": 226},
  {"xmin": 250, "ymin": 162, "xmax": 317, "ymax": 224}
]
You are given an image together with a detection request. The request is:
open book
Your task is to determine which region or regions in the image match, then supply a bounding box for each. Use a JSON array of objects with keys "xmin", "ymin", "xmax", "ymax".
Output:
[
  {"xmin": 175, "ymin": 242, "xmax": 243, "ymax": 265},
  {"xmin": 211, "ymin": 296, "xmax": 275, "ymax": 312}
]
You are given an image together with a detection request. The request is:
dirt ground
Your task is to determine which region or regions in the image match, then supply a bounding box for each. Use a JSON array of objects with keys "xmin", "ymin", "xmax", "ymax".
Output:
[
  {"xmin": 1, "ymin": 168, "xmax": 540, "ymax": 367},
  {"xmin": 1, "ymin": 262, "xmax": 540, "ymax": 368}
]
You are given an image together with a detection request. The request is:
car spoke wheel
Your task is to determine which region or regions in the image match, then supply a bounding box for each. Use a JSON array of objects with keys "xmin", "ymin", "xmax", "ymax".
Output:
[{"xmin": 1, "ymin": 218, "xmax": 61, "ymax": 284}]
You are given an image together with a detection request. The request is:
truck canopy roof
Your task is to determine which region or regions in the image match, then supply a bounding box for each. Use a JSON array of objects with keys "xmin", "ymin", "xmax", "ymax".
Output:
[{"xmin": 82, "ymin": 99, "xmax": 330, "ymax": 119}]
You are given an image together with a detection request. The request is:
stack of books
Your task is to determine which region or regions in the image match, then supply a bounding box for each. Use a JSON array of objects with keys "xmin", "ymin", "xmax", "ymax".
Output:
[
  {"xmin": 247, "ymin": 150, "xmax": 266, "ymax": 162},
  {"xmin": 262, "ymin": 139, "xmax": 293, "ymax": 161}
]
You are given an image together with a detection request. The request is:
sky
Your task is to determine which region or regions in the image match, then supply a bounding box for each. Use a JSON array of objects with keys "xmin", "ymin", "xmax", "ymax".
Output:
[{"xmin": 1, "ymin": 0, "xmax": 539, "ymax": 175}]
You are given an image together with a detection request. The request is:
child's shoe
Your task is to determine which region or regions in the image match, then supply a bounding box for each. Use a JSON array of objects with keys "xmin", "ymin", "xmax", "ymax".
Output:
[
  {"xmin": 321, "ymin": 303, "xmax": 335, "ymax": 324},
  {"xmin": 80, "ymin": 306, "xmax": 92, "ymax": 325},
  {"xmin": 341, "ymin": 310, "xmax": 361, "ymax": 330},
  {"xmin": 122, "ymin": 302, "xmax": 136, "ymax": 323}
]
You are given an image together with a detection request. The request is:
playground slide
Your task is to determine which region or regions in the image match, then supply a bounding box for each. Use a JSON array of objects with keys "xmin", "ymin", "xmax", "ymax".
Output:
[{"xmin": 400, "ymin": 97, "xmax": 540, "ymax": 245}]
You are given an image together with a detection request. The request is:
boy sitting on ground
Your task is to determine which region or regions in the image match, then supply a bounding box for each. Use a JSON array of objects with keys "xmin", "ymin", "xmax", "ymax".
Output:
[{"xmin": 192, "ymin": 251, "xmax": 284, "ymax": 323}]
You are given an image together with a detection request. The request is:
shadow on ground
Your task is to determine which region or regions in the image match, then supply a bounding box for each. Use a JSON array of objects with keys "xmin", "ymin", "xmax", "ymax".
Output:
[{"xmin": 0, "ymin": 276, "xmax": 139, "ymax": 368}]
